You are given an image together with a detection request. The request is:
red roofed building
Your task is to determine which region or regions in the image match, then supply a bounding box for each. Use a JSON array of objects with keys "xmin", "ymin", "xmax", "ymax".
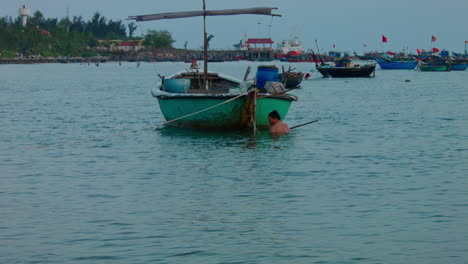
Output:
[
  {"xmin": 39, "ymin": 29, "xmax": 51, "ymax": 36},
  {"xmin": 118, "ymin": 41, "xmax": 142, "ymax": 52},
  {"xmin": 245, "ymin": 38, "xmax": 274, "ymax": 51}
]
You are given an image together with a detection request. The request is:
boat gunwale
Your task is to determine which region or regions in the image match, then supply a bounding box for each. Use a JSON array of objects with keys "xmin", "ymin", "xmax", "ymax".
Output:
[
  {"xmin": 153, "ymin": 90, "xmax": 298, "ymax": 101},
  {"xmin": 164, "ymin": 70, "xmax": 243, "ymax": 84},
  {"xmin": 316, "ymin": 64, "xmax": 376, "ymax": 70}
]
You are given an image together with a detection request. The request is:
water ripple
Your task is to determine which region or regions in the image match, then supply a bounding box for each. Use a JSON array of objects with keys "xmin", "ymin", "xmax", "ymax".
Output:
[{"xmin": 1, "ymin": 62, "xmax": 467, "ymax": 264}]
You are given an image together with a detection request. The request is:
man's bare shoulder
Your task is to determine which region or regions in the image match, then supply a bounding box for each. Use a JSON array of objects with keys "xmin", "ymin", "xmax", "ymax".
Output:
[{"xmin": 270, "ymin": 122, "xmax": 291, "ymax": 135}]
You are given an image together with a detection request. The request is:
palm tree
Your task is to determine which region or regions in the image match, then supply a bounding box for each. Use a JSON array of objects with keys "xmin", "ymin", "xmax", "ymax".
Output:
[{"xmin": 207, "ymin": 34, "xmax": 214, "ymax": 49}]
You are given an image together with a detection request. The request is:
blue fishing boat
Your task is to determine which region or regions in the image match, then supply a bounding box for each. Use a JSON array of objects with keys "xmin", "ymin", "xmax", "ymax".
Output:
[
  {"xmin": 375, "ymin": 58, "xmax": 418, "ymax": 70},
  {"xmin": 450, "ymin": 63, "xmax": 467, "ymax": 71},
  {"xmin": 449, "ymin": 59, "xmax": 468, "ymax": 71}
]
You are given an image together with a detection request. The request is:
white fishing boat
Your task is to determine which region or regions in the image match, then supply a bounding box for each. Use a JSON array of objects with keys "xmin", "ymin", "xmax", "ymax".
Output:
[{"xmin": 277, "ymin": 34, "xmax": 304, "ymax": 55}]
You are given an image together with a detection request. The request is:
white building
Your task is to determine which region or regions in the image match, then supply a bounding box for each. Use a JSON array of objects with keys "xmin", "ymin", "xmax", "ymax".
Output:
[{"xmin": 19, "ymin": 5, "xmax": 30, "ymax": 27}]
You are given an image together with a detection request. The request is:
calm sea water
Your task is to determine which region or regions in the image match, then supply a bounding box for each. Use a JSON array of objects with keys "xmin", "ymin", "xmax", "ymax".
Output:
[{"xmin": 1, "ymin": 61, "xmax": 467, "ymax": 264}]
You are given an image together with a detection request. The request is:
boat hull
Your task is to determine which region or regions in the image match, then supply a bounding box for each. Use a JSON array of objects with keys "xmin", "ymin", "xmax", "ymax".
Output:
[
  {"xmin": 419, "ymin": 64, "xmax": 451, "ymax": 72},
  {"xmin": 376, "ymin": 60, "xmax": 418, "ymax": 70},
  {"xmin": 316, "ymin": 65, "xmax": 376, "ymax": 78},
  {"xmin": 156, "ymin": 94, "xmax": 295, "ymax": 130},
  {"xmin": 279, "ymin": 72, "xmax": 304, "ymax": 88},
  {"xmin": 450, "ymin": 64, "xmax": 468, "ymax": 71}
]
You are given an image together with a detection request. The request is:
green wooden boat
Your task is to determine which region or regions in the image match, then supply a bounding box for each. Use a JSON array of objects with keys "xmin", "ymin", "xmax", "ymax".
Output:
[
  {"xmin": 129, "ymin": 4, "xmax": 295, "ymax": 130},
  {"xmin": 418, "ymin": 63, "xmax": 451, "ymax": 72},
  {"xmin": 152, "ymin": 71, "xmax": 297, "ymax": 130}
]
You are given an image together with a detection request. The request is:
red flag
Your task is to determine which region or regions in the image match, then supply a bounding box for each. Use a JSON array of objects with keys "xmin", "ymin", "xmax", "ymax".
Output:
[
  {"xmin": 382, "ymin": 35, "xmax": 388, "ymax": 43},
  {"xmin": 432, "ymin": 47, "xmax": 440, "ymax": 52},
  {"xmin": 416, "ymin": 49, "xmax": 421, "ymax": 55},
  {"xmin": 431, "ymin": 35, "xmax": 437, "ymax": 42},
  {"xmin": 387, "ymin": 51, "xmax": 395, "ymax": 55}
]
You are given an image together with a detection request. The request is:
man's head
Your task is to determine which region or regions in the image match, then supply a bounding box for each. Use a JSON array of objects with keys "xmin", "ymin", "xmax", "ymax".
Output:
[{"xmin": 268, "ymin": 110, "xmax": 281, "ymax": 125}]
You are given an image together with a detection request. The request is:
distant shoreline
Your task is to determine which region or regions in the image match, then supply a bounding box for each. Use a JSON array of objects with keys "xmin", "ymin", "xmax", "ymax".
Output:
[
  {"xmin": 0, "ymin": 49, "xmax": 249, "ymax": 64},
  {"xmin": 0, "ymin": 57, "xmax": 111, "ymax": 64},
  {"xmin": 0, "ymin": 49, "xmax": 297, "ymax": 64}
]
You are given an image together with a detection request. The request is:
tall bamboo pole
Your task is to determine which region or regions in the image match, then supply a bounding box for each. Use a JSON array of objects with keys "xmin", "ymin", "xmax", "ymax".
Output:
[{"xmin": 203, "ymin": 0, "xmax": 208, "ymax": 89}]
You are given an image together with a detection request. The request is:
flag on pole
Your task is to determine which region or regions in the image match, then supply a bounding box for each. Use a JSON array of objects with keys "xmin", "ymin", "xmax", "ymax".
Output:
[
  {"xmin": 432, "ymin": 47, "xmax": 439, "ymax": 52},
  {"xmin": 465, "ymin": 40, "xmax": 468, "ymax": 44},
  {"xmin": 416, "ymin": 49, "xmax": 421, "ymax": 55},
  {"xmin": 382, "ymin": 35, "xmax": 388, "ymax": 43},
  {"xmin": 431, "ymin": 35, "xmax": 437, "ymax": 42}
]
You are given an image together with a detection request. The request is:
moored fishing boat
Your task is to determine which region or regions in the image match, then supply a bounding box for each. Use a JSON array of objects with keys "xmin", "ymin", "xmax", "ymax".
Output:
[
  {"xmin": 279, "ymin": 71, "xmax": 304, "ymax": 88},
  {"xmin": 152, "ymin": 70, "xmax": 296, "ymax": 129},
  {"xmin": 450, "ymin": 63, "xmax": 468, "ymax": 71},
  {"xmin": 279, "ymin": 66, "xmax": 304, "ymax": 88},
  {"xmin": 375, "ymin": 57, "xmax": 418, "ymax": 70},
  {"xmin": 316, "ymin": 64, "xmax": 376, "ymax": 78},
  {"xmin": 316, "ymin": 59, "xmax": 376, "ymax": 78},
  {"xmin": 129, "ymin": 3, "xmax": 297, "ymax": 130},
  {"xmin": 418, "ymin": 62, "xmax": 451, "ymax": 72},
  {"xmin": 309, "ymin": 49, "xmax": 375, "ymax": 78},
  {"xmin": 417, "ymin": 55, "xmax": 451, "ymax": 72},
  {"xmin": 449, "ymin": 59, "xmax": 468, "ymax": 71}
]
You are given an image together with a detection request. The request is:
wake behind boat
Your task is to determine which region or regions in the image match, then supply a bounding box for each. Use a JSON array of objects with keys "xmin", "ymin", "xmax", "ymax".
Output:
[{"xmin": 129, "ymin": 3, "xmax": 297, "ymax": 131}]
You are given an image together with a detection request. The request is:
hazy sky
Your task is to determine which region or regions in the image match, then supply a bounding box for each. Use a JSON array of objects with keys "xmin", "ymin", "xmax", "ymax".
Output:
[{"xmin": 3, "ymin": 0, "xmax": 468, "ymax": 53}]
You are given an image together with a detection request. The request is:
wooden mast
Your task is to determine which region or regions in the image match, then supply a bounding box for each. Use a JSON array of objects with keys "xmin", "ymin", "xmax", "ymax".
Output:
[
  {"xmin": 128, "ymin": 5, "xmax": 281, "ymax": 90},
  {"xmin": 203, "ymin": 0, "xmax": 208, "ymax": 90}
]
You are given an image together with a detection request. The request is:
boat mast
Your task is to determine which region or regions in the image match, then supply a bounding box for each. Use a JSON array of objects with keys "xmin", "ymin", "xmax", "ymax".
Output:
[
  {"xmin": 128, "ymin": 6, "xmax": 280, "ymax": 89},
  {"xmin": 315, "ymin": 39, "xmax": 321, "ymax": 56},
  {"xmin": 314, "ymin": 39, "xmax": 324, "ymax": 66},
  {"xmin": 203, "ymin": 0, "xmax": 208, "ymax": 89}
]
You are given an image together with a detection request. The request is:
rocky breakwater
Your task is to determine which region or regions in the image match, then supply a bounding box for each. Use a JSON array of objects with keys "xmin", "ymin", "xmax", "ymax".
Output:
[{"xmin": 0, "ymin": 56, "xmax": 109, "ymax": 64}]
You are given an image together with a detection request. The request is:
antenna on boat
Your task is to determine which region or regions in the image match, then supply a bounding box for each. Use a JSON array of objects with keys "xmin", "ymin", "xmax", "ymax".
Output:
[{"xmin": 267, "ymin": 16, "xmax": 273, "ymax": 37}]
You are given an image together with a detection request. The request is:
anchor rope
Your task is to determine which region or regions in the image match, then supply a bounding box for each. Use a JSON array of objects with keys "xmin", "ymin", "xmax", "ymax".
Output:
[{"xmin": 24, "ymin": 93, "xmax": 245, "ymax": 149}]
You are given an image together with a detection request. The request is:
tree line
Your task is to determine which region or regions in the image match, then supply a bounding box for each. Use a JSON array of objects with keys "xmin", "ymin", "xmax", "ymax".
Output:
[{"xmin": 0, "ymin": 10, "xmax": 175, "ymax": 58}]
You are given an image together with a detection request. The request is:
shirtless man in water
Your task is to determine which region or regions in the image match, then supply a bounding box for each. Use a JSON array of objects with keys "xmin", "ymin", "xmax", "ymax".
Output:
[{"xmin": 268, "ymin": 110, "xmax": 291, "ymax": 135}]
